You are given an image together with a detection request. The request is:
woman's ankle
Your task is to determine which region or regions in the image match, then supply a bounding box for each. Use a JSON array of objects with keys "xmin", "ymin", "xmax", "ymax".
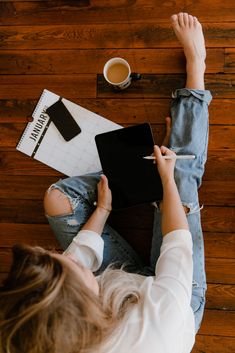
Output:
[{"xmin": 185, "ymin": 60, "xmax": 206, "ymax": 90}]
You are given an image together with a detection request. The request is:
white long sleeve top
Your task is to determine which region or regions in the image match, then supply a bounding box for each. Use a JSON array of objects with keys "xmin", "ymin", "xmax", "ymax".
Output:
[{"xmin": 64, "ymin": 229, "xmax": 195, "ymax": 353}]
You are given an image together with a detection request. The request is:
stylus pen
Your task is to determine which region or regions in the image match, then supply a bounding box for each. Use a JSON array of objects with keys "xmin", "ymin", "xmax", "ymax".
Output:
[{"xmin": 143, "ymin": 155, "xmax": 195, "ymax": 160}]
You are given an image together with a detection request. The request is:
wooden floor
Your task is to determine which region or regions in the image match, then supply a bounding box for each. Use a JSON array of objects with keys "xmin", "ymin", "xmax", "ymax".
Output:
[{"xmin": 0, "ymin": 1, "xmax": 235, "ymax": 352}]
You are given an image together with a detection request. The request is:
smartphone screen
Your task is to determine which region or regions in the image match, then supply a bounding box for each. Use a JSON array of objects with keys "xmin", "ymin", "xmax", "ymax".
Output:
[{"xmin": 46, "ymin": 99, "xmax": 81, "ymax": 141}]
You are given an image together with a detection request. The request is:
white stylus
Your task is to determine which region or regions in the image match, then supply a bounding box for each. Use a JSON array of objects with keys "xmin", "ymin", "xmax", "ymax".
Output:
[{"xmin": 143, "ymin": 155, "xmax": 195, "ymax": 160}]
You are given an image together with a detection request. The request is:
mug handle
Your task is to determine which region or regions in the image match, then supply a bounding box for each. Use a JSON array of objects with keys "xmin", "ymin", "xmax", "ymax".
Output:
[{"xmin": 130, "ymin": 73, "xmax": 142, "ymax": 81}]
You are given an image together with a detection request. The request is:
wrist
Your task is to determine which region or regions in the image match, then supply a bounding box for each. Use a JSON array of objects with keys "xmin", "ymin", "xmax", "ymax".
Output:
[
  {"xmin": 162, "ymin": 177, "xmax": 175, "ymax": 188},
  {"xmin": 96, "ymin": 204, "xmax": 112, "ymax": 214}
]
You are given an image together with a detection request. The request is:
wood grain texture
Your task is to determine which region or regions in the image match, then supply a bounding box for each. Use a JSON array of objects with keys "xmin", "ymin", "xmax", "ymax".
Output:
[
  {"xmin": 0, "ymin": 175, "xmax": 234, "ymax": 206},
  {"xmin": 0, "ymin": 24, "xmax": 235, "ymax": 49},
  {"xmin": 0, "ymin": 75, "xmax": 96, "ymax": 99},
  {"xmin": 1, "ymin": 150, "xmax": 234, "ymax": 182},
  {"xmin": 0, "ymin": 49, "xmax": 224, "ymax": 74},
  {"xmin": 199, "ymin": 310, "xmax": 235, "ymax": 336},
  {"xmin": 204, "ymin": 233, "xmax": 235, "ymax": 259},
  {"xmin": 193, "ymin": 336, "xmax": 235, "ymax": 353},
  {"xmin": 1, "ymin": 98, "xmax": 235, "ymax": 125},
  {"xmin": 0, "ymin": 1, "xmax": 234, "ymax": 351},
  {"xmin": 1, "ymin": 1, "xmax": 235, "ymax": 24},
  {"xmin": 1, "ymin": 123, "xmax": 234, "ymax": 150},
  {"xmin": 206, "ymin": 284, "xmax": 235, "ymax": 310},
  {"xmin": 201, "ymin": 207, "xmax": 235, "ymax": 233},
  {"xmin": 97, "ymin": 74, "xmax": 235, "ymax": 98},
  {"xmin": 225, "ymin": 48, "xmax": 235, "ymax": 73}
]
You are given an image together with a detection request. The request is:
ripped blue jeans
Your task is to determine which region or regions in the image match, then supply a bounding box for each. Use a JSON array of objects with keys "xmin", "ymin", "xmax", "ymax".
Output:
[{"xmin": 46, "ymin": 88, "xmax": 212, "ymax": 333}]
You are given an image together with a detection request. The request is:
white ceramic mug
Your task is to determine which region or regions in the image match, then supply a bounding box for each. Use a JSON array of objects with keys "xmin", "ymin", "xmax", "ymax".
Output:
[{"xmin": 103, "ymin": 57, "xmax": 141, "ymax": 90}]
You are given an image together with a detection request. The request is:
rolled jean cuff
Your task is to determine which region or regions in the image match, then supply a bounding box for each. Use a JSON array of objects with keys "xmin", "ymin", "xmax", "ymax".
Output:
[{"xmin": 172, "ymin": 88, "xmax": 212, "ymax": 105}]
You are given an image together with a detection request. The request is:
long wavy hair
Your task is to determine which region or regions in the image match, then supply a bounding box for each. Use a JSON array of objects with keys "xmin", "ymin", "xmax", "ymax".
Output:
[{"xmin": 0, "ymin": 244, "xmax": 142, "ymax": 353}]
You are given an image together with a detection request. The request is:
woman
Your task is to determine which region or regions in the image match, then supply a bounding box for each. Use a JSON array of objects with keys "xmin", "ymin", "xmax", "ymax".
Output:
[{"xmin": 0, "ymin": 13, "xmax": 212, "ymax": 353}]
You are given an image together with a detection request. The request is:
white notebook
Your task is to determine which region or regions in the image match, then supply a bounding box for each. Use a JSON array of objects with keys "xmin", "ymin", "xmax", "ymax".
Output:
[{"xmin": 16, "ymin": 89, "xmax": 122, "ymax": 176}]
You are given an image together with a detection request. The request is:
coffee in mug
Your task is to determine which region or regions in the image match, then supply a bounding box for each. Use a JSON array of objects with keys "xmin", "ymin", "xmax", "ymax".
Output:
[
  {"xmin": 107, "ymin": 63, "xmax": 129, "ymax": 84},
  {"xmin": 103, "ymin": 57, "xmax": 141, "ymax": 90}
]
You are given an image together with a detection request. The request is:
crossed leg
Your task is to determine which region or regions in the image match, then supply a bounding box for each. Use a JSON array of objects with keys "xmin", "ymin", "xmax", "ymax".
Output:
[{"xmin": 151, "ymin": 13, "xmax": 212, "ymax": 333}]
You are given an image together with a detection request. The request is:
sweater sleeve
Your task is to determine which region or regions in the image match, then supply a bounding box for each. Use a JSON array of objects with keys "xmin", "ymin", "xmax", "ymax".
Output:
[
  {"xmin": 154, "ymin": 229, "xmax": 193, "ymax": 316},
  {"xmin": 63, "ymin": 230, "xmax": 104, "ymax": 272}
]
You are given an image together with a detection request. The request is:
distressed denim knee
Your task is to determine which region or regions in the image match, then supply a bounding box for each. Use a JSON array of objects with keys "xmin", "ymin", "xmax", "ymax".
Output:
[
  {"xmin": 45, "ymin": 175, "xmax": 145, "ymax": 274},
  {"xmin": 44, "ymin": 187, "xmax": 74, "ymax": 218},
  {"xmin": 45, "ymin": 174, "xmax": 100, "ymax": 249}
]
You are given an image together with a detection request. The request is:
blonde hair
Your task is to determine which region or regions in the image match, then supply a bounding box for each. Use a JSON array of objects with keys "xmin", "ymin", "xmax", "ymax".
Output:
[{"xmin": 0, "ymin": 245, "xmax": 142, "ymax": 353}]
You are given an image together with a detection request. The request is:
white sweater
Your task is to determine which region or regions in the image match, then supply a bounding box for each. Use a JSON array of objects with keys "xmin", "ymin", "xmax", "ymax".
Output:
[{"xmin": 64, "ymin": 229, "xmax": 195, "ymax": 353}]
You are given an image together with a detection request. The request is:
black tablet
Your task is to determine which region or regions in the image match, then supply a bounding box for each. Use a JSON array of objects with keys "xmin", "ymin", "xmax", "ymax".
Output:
[{"xmin": 95, "ymin": 123, "xmax": 163, "ymax": 209}]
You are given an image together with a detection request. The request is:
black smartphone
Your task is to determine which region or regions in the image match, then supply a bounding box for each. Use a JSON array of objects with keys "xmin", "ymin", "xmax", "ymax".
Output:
[{"xmin": 46, "ymin": 99, "xmax": 81, "ymax": 141}]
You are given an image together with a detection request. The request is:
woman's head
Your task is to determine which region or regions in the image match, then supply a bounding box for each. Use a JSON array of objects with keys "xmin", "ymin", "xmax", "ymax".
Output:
[{"xmin": 0, "ymin": 245, "xmax": 106, "ymax": 353}]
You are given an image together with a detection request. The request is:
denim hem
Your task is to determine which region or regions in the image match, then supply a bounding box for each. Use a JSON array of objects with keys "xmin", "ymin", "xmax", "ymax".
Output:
[{"xmin": 172, "ymin": 88, "xmax": 212, "ymax": 105}]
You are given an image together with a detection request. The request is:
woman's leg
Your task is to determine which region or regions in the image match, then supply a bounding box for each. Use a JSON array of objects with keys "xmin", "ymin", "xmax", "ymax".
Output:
[
  {"xmin": 150, "ymin": 13, "xmax": 212, "ymax": 332},
  {"xmin": 44, "ymin": 172, "xmax": 144, "ymax": 274}
]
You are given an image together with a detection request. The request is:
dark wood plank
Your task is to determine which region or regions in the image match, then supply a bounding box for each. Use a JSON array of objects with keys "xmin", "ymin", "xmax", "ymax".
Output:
[
  {"xmin": 204, "ymin": 233, "xmax": 235, "ymax": 259},
  {"xmin": 0, "ymin": 199, "xmax": 46, "ymax": 224},
  {"xmin": 206, "ymin": 284, "xmax": 235, "ymax": 310},
  {"xmin": 209, "ymin": 99, "xmax": 235, "ymax": 124},
  {"xmin": 0, "ymin": 175, "xmax": 234, "ymax": 206},
  {"xmin": 1, "ymin": 1, "xmax": 235, "ymax": 25},
  {"xmin": 0, "ymin": 223, "xmax": 58, "ymax": 247},
  {"xmin": 1, "ymin": 23, "xmax": 235, "ymax": 49},
  {"xmin": 204, "ymin": 151, "xmax": 235, "ymax": 181},
  {"xmin": 0, "ymin": 49, "xmax": 224, "ymax": 74},
  {"xmin": 193, "ymin": 335, "xmax": 235, "ymax": 353},
  {"xmin": 1, "ymin": 98, "xmax": 235, "ymax": 125},
  {"xmin": 97, "ymin": 74, "xmax": 235, "ymax": 98},
  {"xmin": 0, "ymin": 74, "xmax": 234, "ymax": 100},
  {"xmin": 206, "ymin": 258, "xmax": 235, "ymax": 284},
  {"xmin": 199, "ymin": 309, "xmax": 235, "ymax": 337},
  {"xmin": 199, "ymin": 181, "xmax": 235, "ymax": 207},
  {"xmin": 225, "ymin": 48, "xmax": 235, "ymax": 73},
  {"xmin": 0, "ymin": 75, "xmax": 96, "ymax": 99},
  {"xmin": 0, "ymin": 0, "xmax": 234, "ymax": 348},
  {"xmin": 1, "ymin": 150, "xmax": 234, "ymax": 182},
  {"xmin": 0, "ymin": 175, "xmax": 56, "ymax": 199},
  {"xmin": 207, "ymin": 126, "xmax": 235, "ymax": 150},
  {"xmin": 0, "ymin": 151, "xmax": 63, "ymax": 176},
  {"xmin": 201, "ymin": 206, "xmax": 235, "ymax": 233},
  {"xmin": 1, "ymin": 122, "xmax": 234, "ymax": 150}
]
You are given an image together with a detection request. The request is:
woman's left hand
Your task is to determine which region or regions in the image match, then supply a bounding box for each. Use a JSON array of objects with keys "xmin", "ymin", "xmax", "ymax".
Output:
[{"xmin": 97, "ymin": 174, "xmax": 112, "ymax": 212}]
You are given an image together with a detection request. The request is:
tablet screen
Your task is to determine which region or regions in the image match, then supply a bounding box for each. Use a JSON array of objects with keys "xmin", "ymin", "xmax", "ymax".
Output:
[{"xmin": 95, "ymin": 123, "xmax": 163, "ymax": 209}]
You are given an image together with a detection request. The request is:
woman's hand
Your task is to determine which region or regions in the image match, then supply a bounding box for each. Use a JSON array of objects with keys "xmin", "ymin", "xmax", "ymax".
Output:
[
  {"xmin": 97, "ymin": 174, "xmax": 112, "ymax": 212},
  {"xmin": 154, "ymin": 145, "xmax": 176, "ymax": 185}
]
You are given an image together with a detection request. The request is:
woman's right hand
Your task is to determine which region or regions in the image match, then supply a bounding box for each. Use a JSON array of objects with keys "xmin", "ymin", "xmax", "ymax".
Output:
[{"xmin": 154, "ymin": 145, "xmax": 176, "ymax": 185}]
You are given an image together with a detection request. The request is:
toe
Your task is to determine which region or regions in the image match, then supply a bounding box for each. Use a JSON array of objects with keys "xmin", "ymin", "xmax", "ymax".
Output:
[
  {"xmin": 171, "ymin": 14, "xmax": 179, "ymax": 27},
  {"xmin": 188, "ymin": 14, "xmax": 194, "ymax": 27},
  {"xmin": 193, "ymin": 16, "xmax": 199, "ymax": 27},
  {"xmin": 194, "ymin": 16, "xmax": 202, "ymax": 29},
  {"xmin": 178, "ymin": 12, "xmax": 185, "ymax": 27},
  {"xmin": 171, "ymin": 14, "xmax": 178, "ymax": 22},
  {"xmin": 183, "ymin": 13, "xmax": 189, "ymax": 27}
]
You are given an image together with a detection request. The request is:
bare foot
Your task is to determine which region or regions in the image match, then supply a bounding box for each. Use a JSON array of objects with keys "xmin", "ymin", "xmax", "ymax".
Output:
[
  {"xmin": 171, "ymin": 13, "xmax": 206, "ymax": 90},
  {"xmin": 171, "ymin": 13, "xmax": 206, "ymax": 61}
]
